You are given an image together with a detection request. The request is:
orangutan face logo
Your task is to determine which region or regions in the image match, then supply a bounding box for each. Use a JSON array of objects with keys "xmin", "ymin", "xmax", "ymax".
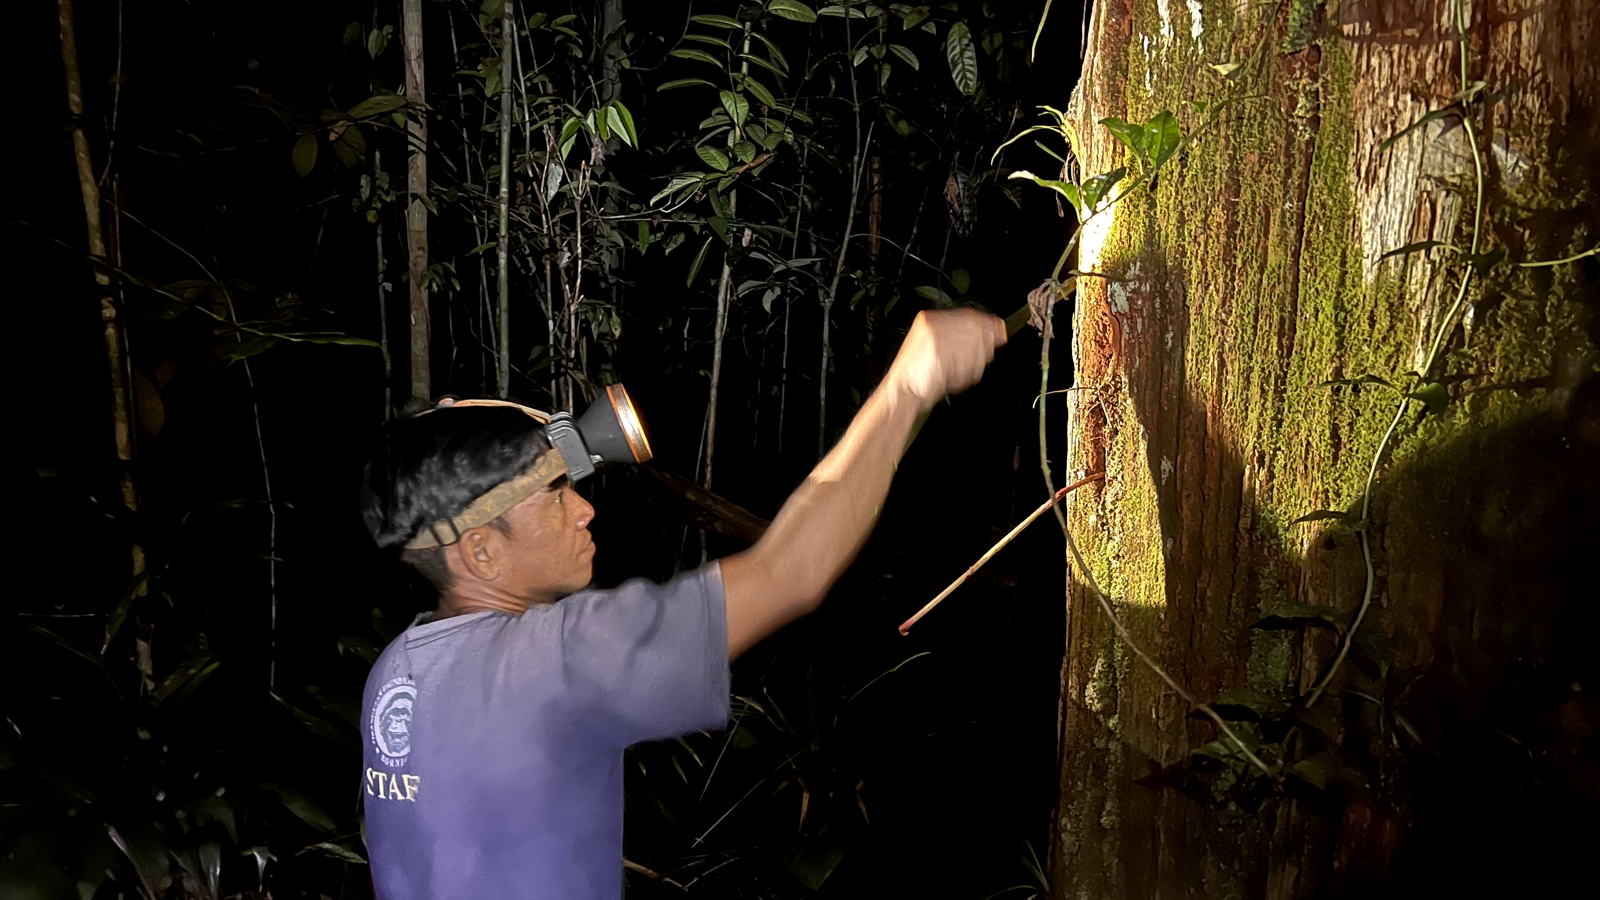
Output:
[{"xmin": 370, "ymin": 678, "xmax": 418, "ymax": 761}]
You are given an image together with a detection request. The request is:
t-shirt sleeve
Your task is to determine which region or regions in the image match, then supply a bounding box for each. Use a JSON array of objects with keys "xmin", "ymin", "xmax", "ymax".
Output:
[{"xmin": 555, "ymin": 563, "xmax": 731, "ymax": 745}]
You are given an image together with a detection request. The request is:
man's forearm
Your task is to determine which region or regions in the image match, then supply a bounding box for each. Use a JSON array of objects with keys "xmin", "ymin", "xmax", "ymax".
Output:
[
  {"xmin": 720, "ymin": 308, "xmax": 1002, "ymax": 657},
  {"xmin": 721, "ymin": 378, "xmax": 923, "ymax": 655}
]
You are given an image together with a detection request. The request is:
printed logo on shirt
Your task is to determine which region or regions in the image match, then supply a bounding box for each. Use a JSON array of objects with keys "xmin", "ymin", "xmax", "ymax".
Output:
[
  {"xmin": 366, "ymin": 767, "xmax": 420, "ymax": 802},
  {"xmin": 369, "ymin": 676, "xmax": 417, "ymax": 767}
]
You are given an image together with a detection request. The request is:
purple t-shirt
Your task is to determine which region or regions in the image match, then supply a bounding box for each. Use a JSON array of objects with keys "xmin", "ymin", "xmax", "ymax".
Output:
[{"xmin": 360, "ymin": 564, "xmax": 730, "ymax": 899}]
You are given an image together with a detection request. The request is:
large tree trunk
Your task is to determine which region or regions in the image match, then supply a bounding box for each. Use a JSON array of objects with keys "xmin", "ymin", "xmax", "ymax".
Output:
[{"xmin": 1051, "ymin": 1, "xmax": 1597, "ymax": 897}]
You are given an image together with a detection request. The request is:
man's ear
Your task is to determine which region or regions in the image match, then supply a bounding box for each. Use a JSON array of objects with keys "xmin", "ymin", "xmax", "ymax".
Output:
[{"xmin": 448, "ymin": 526, "xmax": 502, "ymax": 583}]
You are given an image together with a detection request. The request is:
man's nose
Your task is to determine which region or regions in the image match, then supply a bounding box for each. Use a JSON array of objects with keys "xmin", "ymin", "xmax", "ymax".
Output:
[{"xmin": 572, "ymin": 490, "xmax": 596, "ymax": 529}]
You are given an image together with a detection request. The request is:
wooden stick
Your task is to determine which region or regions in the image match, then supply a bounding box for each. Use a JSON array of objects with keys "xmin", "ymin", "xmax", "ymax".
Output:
[{"xmin": 898, "ymin": 471, "xmax": 1103, "ymax": 634}]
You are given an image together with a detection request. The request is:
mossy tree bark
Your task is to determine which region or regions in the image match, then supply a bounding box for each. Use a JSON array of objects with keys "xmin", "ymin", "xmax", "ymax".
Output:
[{"xmin": 1051, "ymin": 1, "xmax": 1596, "ymax": 897}]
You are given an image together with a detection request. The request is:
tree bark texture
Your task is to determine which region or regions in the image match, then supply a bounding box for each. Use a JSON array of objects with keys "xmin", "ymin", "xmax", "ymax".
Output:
[
  {"xmin": 403, "ymin": 0, "xmax": 432, "ymax": 404},
  {"xmin": 1052, "ymin": 1, "xmax": 1596, "ymax": 897}
]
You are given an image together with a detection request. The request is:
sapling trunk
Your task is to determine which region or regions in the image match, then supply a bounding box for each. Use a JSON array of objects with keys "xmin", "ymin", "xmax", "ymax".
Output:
[
  {"xmin": 58, "ymin": 0, "xmax": 144, "ymax": 583},
  {"xmin": 495, "ymin": 0, "xmax": 515, "ymax": 398},
  {"xmin": 820, "ymin": 16, "xmax": 867, "ymax": 458},
  {"xmin": 376, "ymin": 152, "xmax": 391, "ymax": 419},
  {"xmin": 403, "ymin": 0, "xmax": 431, "ymax": 403}
]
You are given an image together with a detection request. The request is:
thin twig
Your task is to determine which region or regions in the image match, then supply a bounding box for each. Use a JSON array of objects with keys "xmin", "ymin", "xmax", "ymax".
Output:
[
  {"xmin": 622, "ymin": 859, "xmax": 688, "ymax": 892},
  {"xmin": 899, "ymin": 472, "xmax": 1104, "ymax": 634}
]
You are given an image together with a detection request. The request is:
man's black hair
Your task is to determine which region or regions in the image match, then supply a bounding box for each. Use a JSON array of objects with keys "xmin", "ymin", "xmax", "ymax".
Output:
[{"xmin": 361, "ymin": 404, "xmax": 551, "ymax": 589}]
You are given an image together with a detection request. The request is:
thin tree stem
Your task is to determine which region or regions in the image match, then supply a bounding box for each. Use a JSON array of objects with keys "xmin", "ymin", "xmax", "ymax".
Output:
[{"xmin": 495, "ymin": 0, "xmax": 515, "ymax": 397}]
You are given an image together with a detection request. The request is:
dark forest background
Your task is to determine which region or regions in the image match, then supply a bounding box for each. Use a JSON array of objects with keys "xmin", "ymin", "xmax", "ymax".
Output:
[{"xmin": 2, "ymin": 1, "xmax": 1095, "ymax": 897}]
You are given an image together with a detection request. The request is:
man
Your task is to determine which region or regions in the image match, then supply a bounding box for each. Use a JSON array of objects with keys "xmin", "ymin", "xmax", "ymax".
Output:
[{"xmin": 358, "ymin": 308, "xmax": 1005, "ymax": 898}]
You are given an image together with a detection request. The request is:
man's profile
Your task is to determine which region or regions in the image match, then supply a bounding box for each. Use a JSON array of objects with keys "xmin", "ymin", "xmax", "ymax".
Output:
[{"xmin": 357, "ymin": 309, "xmax": 1004, "ymax": 898}]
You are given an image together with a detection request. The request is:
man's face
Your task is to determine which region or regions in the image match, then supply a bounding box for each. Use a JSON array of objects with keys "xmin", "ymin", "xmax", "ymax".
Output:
[{"xmin": 493, "ymin": 477, "xmax": 597, "ymax": 602}]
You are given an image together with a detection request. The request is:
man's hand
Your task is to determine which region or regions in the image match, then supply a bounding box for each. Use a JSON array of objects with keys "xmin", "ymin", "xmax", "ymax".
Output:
[
  {"xmin": 720, "ymin": 306, "xmax": 1006, "ymax": 658},
  {"xmin": 885, "ymin": 309, "xmax": 1008, "ymax": 411}
]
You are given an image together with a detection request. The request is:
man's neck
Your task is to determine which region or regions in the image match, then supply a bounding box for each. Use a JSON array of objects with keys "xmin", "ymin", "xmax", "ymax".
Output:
[{"xmin": 434, "ymin": 584, "xmax": 547, "ymax": 620}]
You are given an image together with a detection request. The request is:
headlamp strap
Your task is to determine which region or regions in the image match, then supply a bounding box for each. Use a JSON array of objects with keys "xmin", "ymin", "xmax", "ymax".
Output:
[{"xmin": 404, "ymin": 449, "xmax": 569, "ymax": 550}]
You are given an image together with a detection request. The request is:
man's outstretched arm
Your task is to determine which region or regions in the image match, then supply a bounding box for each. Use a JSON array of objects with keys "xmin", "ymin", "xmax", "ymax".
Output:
[{"xmin": 720, "ymin": 308, "xmax": 1005, "ymax": 658}]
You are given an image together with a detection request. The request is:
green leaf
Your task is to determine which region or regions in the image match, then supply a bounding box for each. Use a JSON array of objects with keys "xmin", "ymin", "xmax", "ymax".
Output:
[
  {"xmin": 914, "ymin": 285, "xmax": 953, "ymax": 306},
  {"xmin": 650, "ymin": 174, "xmax": 702, "ymax": 206},
  {"xmin": 657, "ymin": 77, "xmax": 718, "ymax": 92},
  {"xmin": 750, "ymin": 32, "xmax": 791, "ymax": 73},
  {"xmin": 1291, "ymin": 509, "xmax": 1359, "ymax": 524},
  {"xmin": 346, "ymin": 94, "xmax": 408, "ymax": 118},
  {"xmin": 741, "ymin": 77, "xmax": 778, "ymax": 108},
  {"xmin": 1144, "ymin": 110, "xmax": 1181, "ymax": 167},
  {"xmin": 292, "ymin": 133, "xmax": 318, "ymax": 178},
  {"xmin": 604, "ymin": 106, "xmax": 630, "ymax": 146},
  {"xmin": 668, "ymin": 48, "xmax": 724, "ymax": 67},
  {"xmin": 720, "ymin": 90, "xmax": 750, "ymax": 128},
  {"xmin": 1252, "ymin": 602, "xmax": 1345, "ymax": 631},
  {"xmin": 367, "ymin": 25, "xmax": 389, "ymax": 60},
  {"xmin": 1353, "ymin": 629, "xmax": 1395, "ymax": 677},
  {"xmin": 611, "ymin": 100, "xmax": 640, "ymax": 146},
  {"xmin": 686, "ymin": 236, "xmax": 714, "ymax": 286},
  {"xmin": 689, "ymin": 14, "xmax": 744, "ymax": 29},
  {"xmin": 341, "ymin": 22, "xmax": 362, "ymax": 46},
  {"xmin": 1099, "ymin": 116, "xmax": 1145, "ymax": 163},
  {"xmin": 557, "ymin": 116, "xmax": 583, "ymax": 161},
  {"xmin": 740, "ymin": 53, "xmax": 789, "ymax": 80},
  {"xmin": 683, "ymin": 33, "xmax": 733, "ymax": 50},
  {"xmin": 697, "ymin": 145, "xmax": 732, "ymax": 171},
  {"xmin": 1287, "ymin": 754, "xmax": 1334, "ymax": 790},
  {"xmin": 1378, "ymin": 108, "xmax": 1459, "ymax": 154},
  {"xmin": 306, "ymin": 841, "xmax": 367, "ymax": 865},
  {"xmin": 1404, "ymin": 381, "xmax": 1449, "ymax": 415},
  {"xmin": 819, "ymin": 3, "xmax": 867, "ymax": 18},
  {"xmin": 1007, "ymin": 170, "xmax": 1084, "ymax": 218},
  {"xmin": 260, "ymin": 782, "xmax": 336, "ymax": 832},
  {"xmin": 286, "ymin": 331, "xmax": 381, "ymax": 348},
  {"xmin": 1080, "ymin": 167, "xmax": 1126, "ymax": 210},
  {"xmin": 1290, "ymin": 704, "xmax": 1340, "ymax": 735},
  {"xmin": 944, "ymin": 22, "xmax": 978, "ymax": 96},
  {"xmin": 950, "ymin": 268, "xmax": 970, "ymax": 294},
  {"xmin": 769, "ymin": 0, "xmax": 820, "ymax": 23},
  {"xmin": 785, "ymin": 839, "xmax": 848, "ymax": 891},
  {"xmin": 1380, "ymin": 240, "xmax": 1455, "ymax": 262},
  {"xmin": 1288, "ymin": 752, "xmax": 1365, "ymax": 790},
  {"xmin": 153, "ymin": 654, "xmax": 214, "ymax": 706},
  {"xmin": 273, "ymin": 691, "xmax": 355, "ymax": 746},
  {"xmin": 1210, "ymin": 61, "xmax": 1242, "ymax": 77},
  {"xmin": 889, "ymin": 43, "xmax": 919, "ymax": 70},
  {"xmin": 104, "ymin": 573, "xmax": 147, "ymax": 653},
  {"xmin": 229, "ymin": 334, "xmax": 281, "ymax": 361},
  {"xmin": 884, "ymin": 108, "xmax": 917, "ymax": 137},
  {"xmin": 635, "ymin": 220, "xmax": 651, "ymax": 254},
  {"xmin": 332, "ymin": 124, "xmax": 367, "ymax": 168}
]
